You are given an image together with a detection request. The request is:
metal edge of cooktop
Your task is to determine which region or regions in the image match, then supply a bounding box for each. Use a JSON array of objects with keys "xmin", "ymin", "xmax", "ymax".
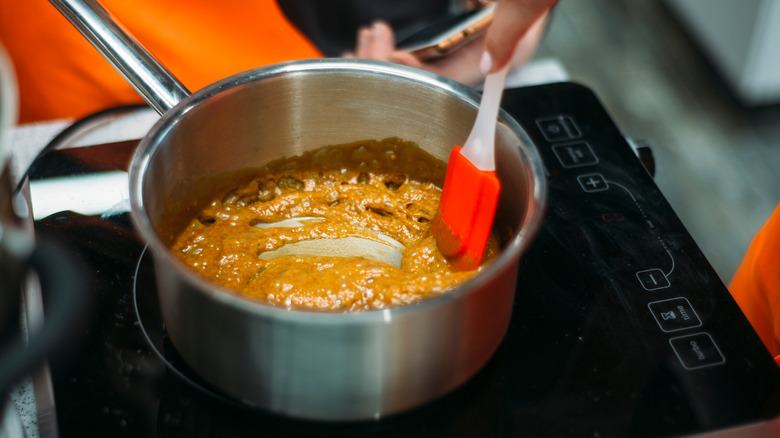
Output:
[
  {"xmin": 14, "ymin": 179, "xmax": 62, "ymax": 438},
  {"xmin": 8, "ymin": 105, "xmax": 159, "ymax": 438}
]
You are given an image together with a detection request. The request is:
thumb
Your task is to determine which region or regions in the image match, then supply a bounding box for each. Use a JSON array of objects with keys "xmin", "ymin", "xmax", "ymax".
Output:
[{"xmin": 481, "ymin": 0, "xmax": 558, "ymax": 74}]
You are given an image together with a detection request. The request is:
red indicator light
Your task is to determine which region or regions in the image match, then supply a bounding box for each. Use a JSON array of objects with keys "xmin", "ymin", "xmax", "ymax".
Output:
[{"xmin": 601, "ymin": 212, "xmax": 625, "ymax": 222}]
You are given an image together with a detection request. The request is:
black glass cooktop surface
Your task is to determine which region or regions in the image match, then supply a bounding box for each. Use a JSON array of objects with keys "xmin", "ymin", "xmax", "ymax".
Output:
[{"xmin": 28, "ymin": 83, "xmax": 780, "ymax": 437}]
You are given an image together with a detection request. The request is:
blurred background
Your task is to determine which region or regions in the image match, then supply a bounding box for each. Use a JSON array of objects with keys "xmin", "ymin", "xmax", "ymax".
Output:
[{"xmin": 535, "ymin": 0, "xmax": 780, "ymax": 283}]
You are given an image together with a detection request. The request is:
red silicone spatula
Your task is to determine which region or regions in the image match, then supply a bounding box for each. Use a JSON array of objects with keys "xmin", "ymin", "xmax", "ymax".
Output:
[{"xmin": 432, "ymin": 64, "xmax": 509, "ymax": 271}]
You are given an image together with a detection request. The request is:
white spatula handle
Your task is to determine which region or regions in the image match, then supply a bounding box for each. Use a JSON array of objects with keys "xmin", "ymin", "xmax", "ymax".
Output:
[{"xmin": 461, "ymin": 64, "xmax": 510, "ymax": 171}]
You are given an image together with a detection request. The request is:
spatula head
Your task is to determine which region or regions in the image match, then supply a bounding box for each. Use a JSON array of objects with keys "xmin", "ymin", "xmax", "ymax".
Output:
[{"xmin": 432, "ymin": 146, "xmax": 500, "ymax": 271}]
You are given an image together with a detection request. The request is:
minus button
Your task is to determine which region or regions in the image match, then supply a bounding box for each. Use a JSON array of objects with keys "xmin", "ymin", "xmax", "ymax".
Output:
[{"xmin": 552, "ymin": 142, "xmax": 598, "ymax": 168}]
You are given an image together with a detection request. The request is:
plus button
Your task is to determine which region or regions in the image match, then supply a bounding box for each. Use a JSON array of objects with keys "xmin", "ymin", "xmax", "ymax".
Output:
[{"xmin": 577, "ymin": 173, "xmax": 608, "ymax": 192}]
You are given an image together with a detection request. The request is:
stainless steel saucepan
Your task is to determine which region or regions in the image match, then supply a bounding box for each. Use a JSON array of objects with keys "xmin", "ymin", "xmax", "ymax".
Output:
[{"xmin": 50, "ymin": 0, "xmax": 547, "ymax": 420}]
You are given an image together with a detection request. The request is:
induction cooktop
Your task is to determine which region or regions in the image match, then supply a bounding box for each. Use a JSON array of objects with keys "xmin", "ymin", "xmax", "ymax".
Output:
[{"xmin": 23, "ymin": 82, "xmax": 780, "ymax": 437}]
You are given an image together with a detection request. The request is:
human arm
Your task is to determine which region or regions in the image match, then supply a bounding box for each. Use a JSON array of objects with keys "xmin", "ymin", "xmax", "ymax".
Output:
[{"xmin": 729, "ymin": 203, "xmax": 780, "ymax": 363}]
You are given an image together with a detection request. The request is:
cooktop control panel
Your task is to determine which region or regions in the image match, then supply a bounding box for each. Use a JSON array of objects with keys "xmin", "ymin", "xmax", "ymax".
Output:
[{"xmin": 502, "ymin": 82, "xmax": 780, "ymax": 437}]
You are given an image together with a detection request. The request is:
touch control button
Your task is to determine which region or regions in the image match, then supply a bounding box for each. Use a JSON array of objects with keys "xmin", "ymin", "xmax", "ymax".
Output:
[
  {"xmin": 577, "ymin": 173, "xmax": 608, "ymax": 192},
  {"xmin": 536, "ymin": 115, "xmax": 581, "ymax": 142},
  {"xmin": 552, "ymin": 142, "xmax": 598, "ymax": 168},
  {"xmin": 636, "ymin": 268, "xmax": 670, "ymax": 291},
  {"xmin": 669, "ymin": 332, "xmax": 725, "ymax": 370},
  {"xmin": 648, "ymin": 297, "xmax": 702, "ymax": 332}
]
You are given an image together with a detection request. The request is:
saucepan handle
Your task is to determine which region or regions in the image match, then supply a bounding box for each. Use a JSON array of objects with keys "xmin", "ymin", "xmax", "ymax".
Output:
[{"xmin": 48, "ymin": 0, "xmax": 191, "ymax": 115}]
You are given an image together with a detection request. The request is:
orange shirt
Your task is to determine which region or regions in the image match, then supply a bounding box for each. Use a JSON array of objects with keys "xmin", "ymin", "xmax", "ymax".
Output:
[
  {"xmin": 730, "ymin": 203, "xmax": 780, "ymax": 365},
  {"xmin": 0, "ymin": 1, "xmax": 322, "ymax": 123}
]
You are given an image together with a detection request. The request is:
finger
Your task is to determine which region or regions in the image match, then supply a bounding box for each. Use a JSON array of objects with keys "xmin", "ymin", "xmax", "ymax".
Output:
[
  {"xmin": 422, "ymin": 35, "xmax": 486, "ymax": 86},
  {"xmin": 355, "ymin": 26, "xmax": 373, "ymax": 58},
  {"xmin": 482, "ymin": 0, "xmax": 557, "ymax": 73},
  {"xmin": 466, "ymin": 0, "xmax": 494, "ymax": 10},
  {"xmin": 388, "ymin": 51, "xmax": 425, "ymax": 69},
  {"xmin": 368, "ymin": 21, "xmax": 396, "ymax": 61}
]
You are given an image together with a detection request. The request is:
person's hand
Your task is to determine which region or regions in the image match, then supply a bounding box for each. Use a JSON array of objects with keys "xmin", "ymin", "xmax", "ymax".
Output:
[
  {"xmin": 343, "ymin": 12, "xmax": 549, "ymax": 87},
  {"xmin": 480, "ymin": 0, "xmax": 559, "ymax": 74},
  {"xmin": 343, "ymin": 21, "xmax": 486, "ymax": 86}
]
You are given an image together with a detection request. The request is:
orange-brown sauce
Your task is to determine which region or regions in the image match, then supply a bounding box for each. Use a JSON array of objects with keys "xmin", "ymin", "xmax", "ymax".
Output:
[{"xmin": 170, "ymin": 138, "xmax": 499, "ymax": 311}]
